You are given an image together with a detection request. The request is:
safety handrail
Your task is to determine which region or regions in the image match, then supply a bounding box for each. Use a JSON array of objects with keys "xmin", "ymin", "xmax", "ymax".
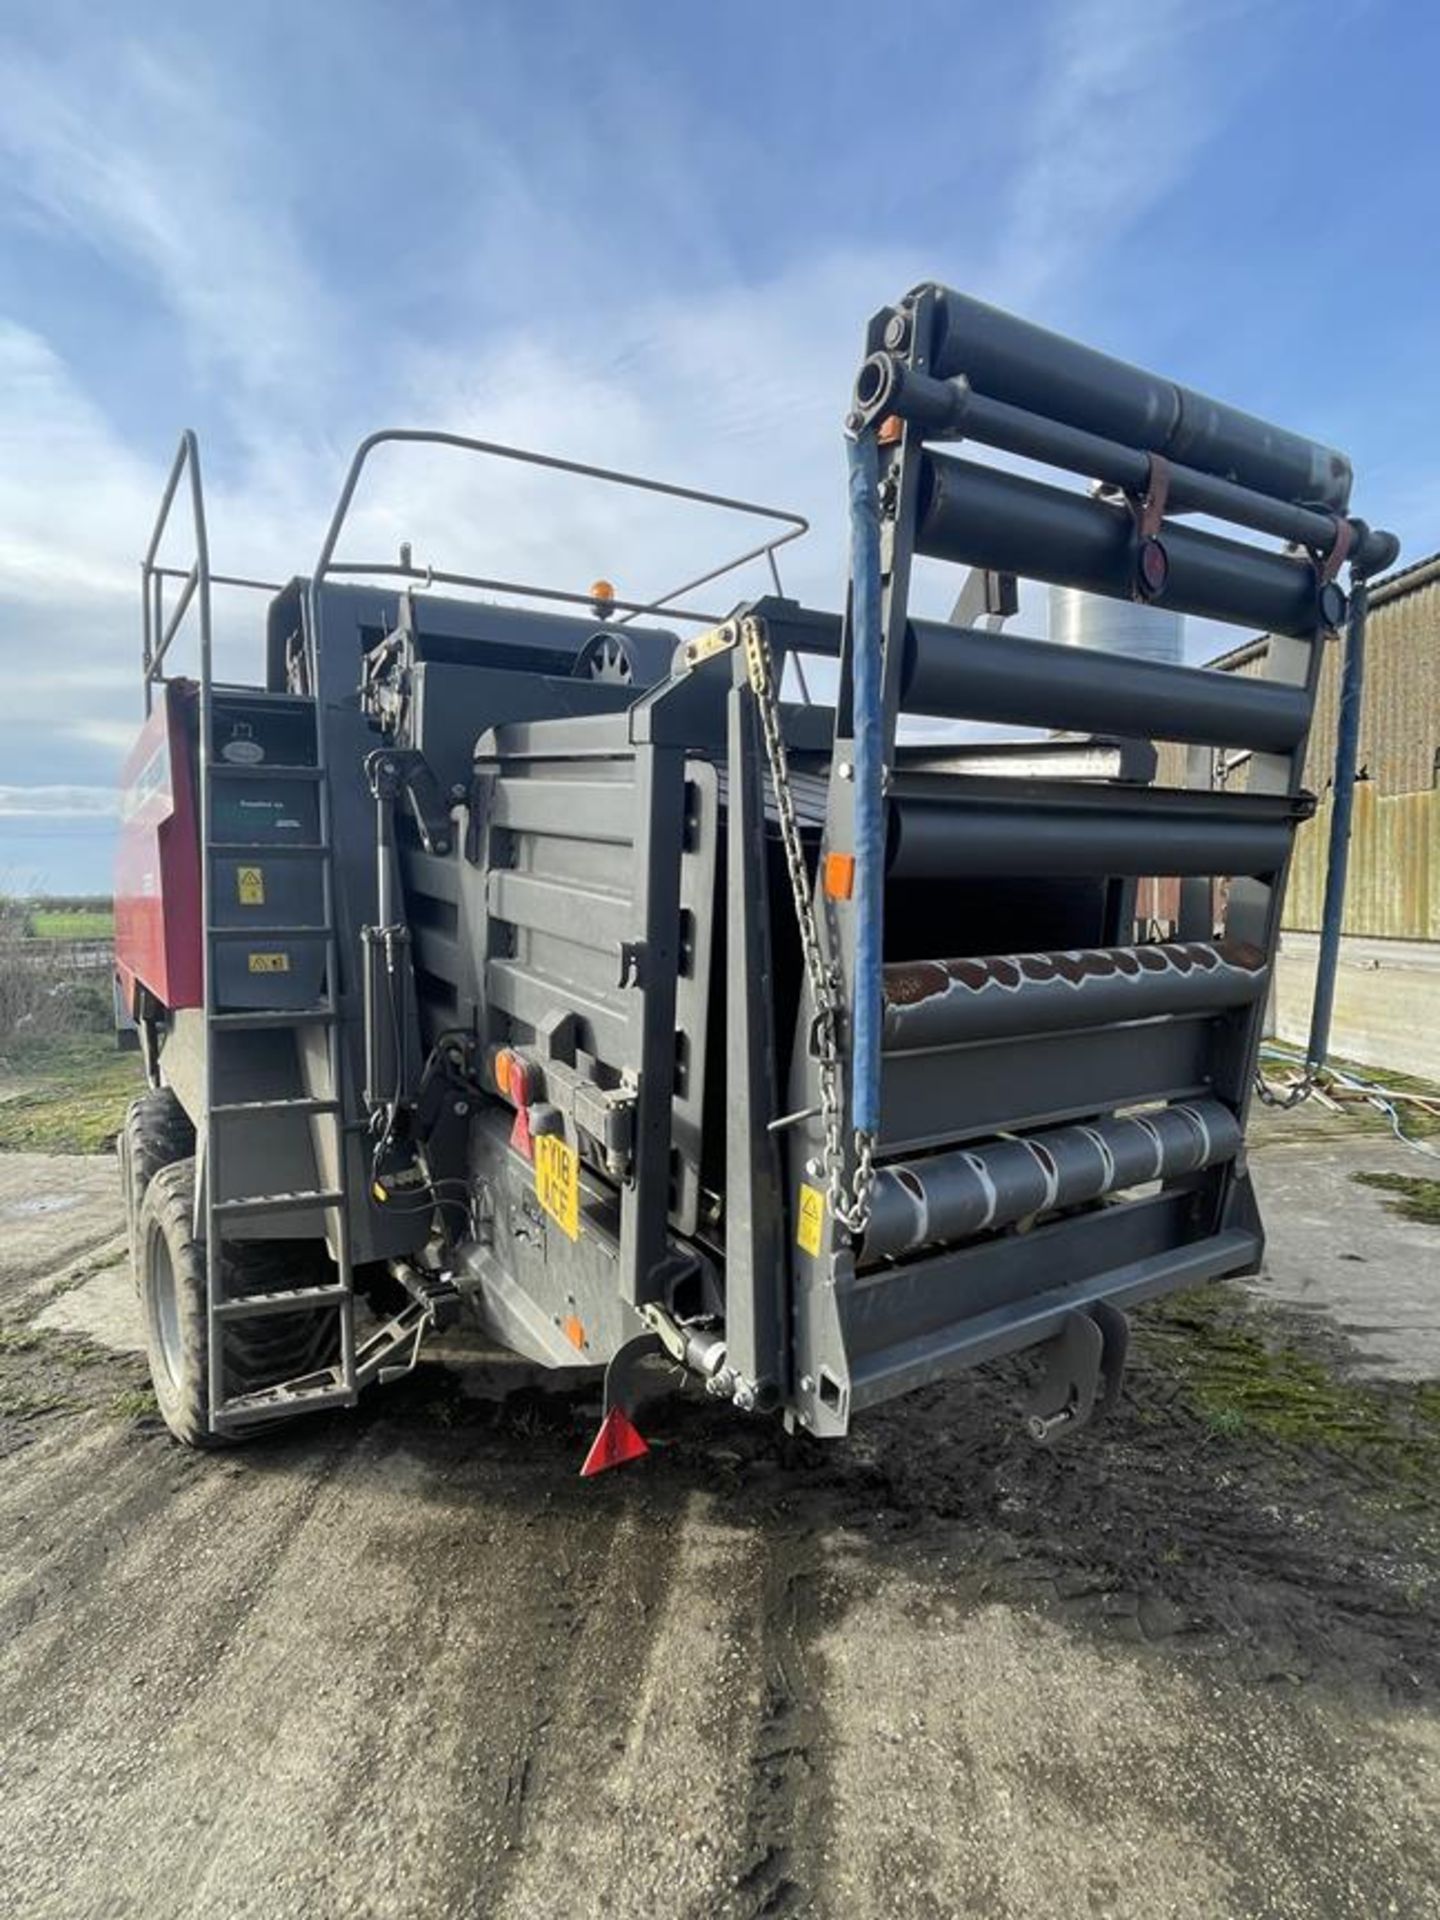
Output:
[
  {"xmin": 309, "ymin": 428, "xmax": 810, "ymax": 633},
  {"xmin": 140, "ymin": 431, "xmax": 212, "ymax": 715},
  {"xmin": 140, "ymin": 434, "xmax": 286, "ymax": 713}
]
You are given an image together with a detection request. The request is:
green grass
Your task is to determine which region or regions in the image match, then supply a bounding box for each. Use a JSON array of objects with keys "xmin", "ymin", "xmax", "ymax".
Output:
[
  {"xmin": 1353, "ymin": 1170, "xmax": 1440, "ymax": 1227},
  {"xmin": 1141, "ymin": 1285, "xmax": 1440, "ymax": 1490},
  {"xmin": 27, "ymin": 908, "xmax": 113, "ymax": 940},
  {"xmin": 108, "ymin": 1386, "xmax": 158, "ymax": 1420},
  {"xmin": 0, "ymin": 1031, "xmax": 142, "ymax": 1153}
]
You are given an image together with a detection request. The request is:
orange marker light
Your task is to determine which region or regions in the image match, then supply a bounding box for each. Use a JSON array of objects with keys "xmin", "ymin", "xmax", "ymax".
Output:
[
  {"xmin": 589, "ymin": 578, "xmax": 616, "ymax": 618},
  {"xmin": 562, "ymin": 1315, "xmax": 587, "ymax": 1352},
  {"xmin": 824, "ymin": 852, "xmax": 856, "ymax": 900},
  {"xmin": 876, "ymin": 415, "xmax": 904, "ymax": 446}
]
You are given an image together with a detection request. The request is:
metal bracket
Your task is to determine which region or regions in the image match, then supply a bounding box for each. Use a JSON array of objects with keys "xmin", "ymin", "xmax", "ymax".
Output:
[
  {"xmin": 1313, "ymin": 514, "xmax": 1353, "ymax": 586},
  {"xmin": 1023, "ymin": 1301, "xmax": 1130, "ymax": 1445},
  {"xmin": 364, "ymin": 747, "xmax": 453, "ymax": 856},
  {"xmin": 601, "ymin": 1329, "xmax": 670, "ymax": 1418},
  {"xmin": 1123, "ymin": 454, "xmax": 1171, "ymax": 602},
  {"xmin": 682, "ymin": 620, "xmax": 741, "ymax": 671}
]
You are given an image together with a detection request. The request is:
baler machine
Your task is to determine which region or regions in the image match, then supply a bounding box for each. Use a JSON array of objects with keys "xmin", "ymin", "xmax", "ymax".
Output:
[{"xmin": 114, "ymin": 283, "xmax": 1397, "ymax": 1470}]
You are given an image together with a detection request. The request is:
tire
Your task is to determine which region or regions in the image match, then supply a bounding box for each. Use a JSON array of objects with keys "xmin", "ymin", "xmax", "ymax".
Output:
[
  {"xmin": 137, "ymin": 1159, "xmax": 342, "ymax": 1448},
  {"xmin": 120, "ymin": 1088, "xmax": 195, "ymax": 1284}
]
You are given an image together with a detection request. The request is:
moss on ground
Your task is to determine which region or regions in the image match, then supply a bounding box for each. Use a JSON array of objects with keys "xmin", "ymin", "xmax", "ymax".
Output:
[
  {"xmin": 1352, "ymin": 1170, "xmax": 1440, "ymax": 1226},
  {"xmin": 1257, "ymin": 1046, "xmax": 1440, "ymax": 1141},
  {"xmin": 1138, "ymin": 1285, "xmax": 1440, "ymax": 1494},
  {"xmin": 0, "ymin": 1317, "xmax": 148, "ymax": 1430},
  {"xmin": 0, "ymin": 1031, "xmax": 143, "ymax": 1153}
]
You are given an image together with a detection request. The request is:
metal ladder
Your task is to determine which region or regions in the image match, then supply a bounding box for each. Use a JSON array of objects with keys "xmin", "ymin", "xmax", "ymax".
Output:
[
  {"xmin": 198, "ymin": 689, "xmax": 359, "ymax": 1433},
  {"xmin": 143, "ymin": 432, "xmax": 442, "ymax": 1436}
]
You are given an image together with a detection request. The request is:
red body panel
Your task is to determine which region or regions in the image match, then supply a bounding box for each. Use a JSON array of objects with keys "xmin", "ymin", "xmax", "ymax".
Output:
[{"xmin": 114, "ymin": 682, "xmax": 202, "ymax": 1013}]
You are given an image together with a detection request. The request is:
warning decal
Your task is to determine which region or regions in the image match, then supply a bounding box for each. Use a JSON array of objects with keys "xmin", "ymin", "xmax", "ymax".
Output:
[
  {"xmin": 237, "ymin": 866, "xmax": 265, "ymax": 907},
  {"xmin": 534, "ymin": 1133, "xmax": 580, "ymax": 1241},
  {"xmin": 247, "ymin": 951, "xmax": 291, "ymax": 974},
  {"xmin": 796, "ymin": 1182, "xmax": 825, "ymax": 1256}
]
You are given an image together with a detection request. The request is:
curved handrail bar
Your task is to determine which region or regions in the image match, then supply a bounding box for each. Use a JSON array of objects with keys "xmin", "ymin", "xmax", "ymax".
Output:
[
  {"xmin": 141, "ymin": 430, "xmax": 212, "ymax": 716},
  {"xmin": 309, "ymin": 428, "xmax": 810, "ymax": 631}
]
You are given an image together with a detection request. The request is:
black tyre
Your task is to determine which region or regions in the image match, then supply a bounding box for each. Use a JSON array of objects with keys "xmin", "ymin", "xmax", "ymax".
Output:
[
  {"xmin": 120, "ymin": 1088, "xmax": 195, "ymax": 1283},
  {"xmin": 137, "ymin": 1159, "xmax": 342, "ymax": 1448}
]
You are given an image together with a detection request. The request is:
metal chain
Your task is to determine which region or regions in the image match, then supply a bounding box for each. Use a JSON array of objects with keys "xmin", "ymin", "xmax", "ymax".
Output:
[
  {"xmin": 1254, "ymin": 1066, "xmax": 1315, "ymax": 1110},
  {"xmin": 741, "ymin": 618, "xmax": 874, "ymax": 1235}
]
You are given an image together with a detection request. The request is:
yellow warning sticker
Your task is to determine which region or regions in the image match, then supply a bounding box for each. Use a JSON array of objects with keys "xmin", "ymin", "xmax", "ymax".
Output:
[
  {"xmin": 796, "ymin": 1182, "xmax": 825, "ymax": 1256},
  {"xmin": 247, "ymin": 951, "xmax": 291, "ymax": 974},
  {"xmin": 534, "ymin": 1132, "xmax": 580, "ymax": 1241},
  {"xmin": 236, "ymin": 865, "xmax": 265, "ymax": 907}
]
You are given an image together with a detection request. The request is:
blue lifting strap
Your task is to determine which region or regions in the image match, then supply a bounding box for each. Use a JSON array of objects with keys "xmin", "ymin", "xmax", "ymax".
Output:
[{"xmin": 847, "ymin": 430, "xmax": 884, "ymax": 1141}]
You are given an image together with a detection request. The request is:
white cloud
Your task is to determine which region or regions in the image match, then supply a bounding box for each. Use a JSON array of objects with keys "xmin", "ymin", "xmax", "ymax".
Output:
[
  {"xmin": 993, "ymin": 0, "xmax": 1226, "ymax": 303},
  {"xmin": 0, "ymin": 320, "xmax": 157, "ymax": 604},
  {"xmin": 0, "ymin": 36, "xmax": 338, "ymax": 409},
  {"xmin": 0, "ymin": 785, "xmax": 118, "ymax": 817}
]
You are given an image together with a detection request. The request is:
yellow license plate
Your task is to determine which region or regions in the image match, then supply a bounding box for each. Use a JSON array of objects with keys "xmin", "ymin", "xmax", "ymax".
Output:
[
  {"xmin": 247, "ymin": 951, "xmax": 291, "ymax": 974},
  {"xmin": 534, "ymin": 1133, "xmax": 580, "ymax": 1240}
]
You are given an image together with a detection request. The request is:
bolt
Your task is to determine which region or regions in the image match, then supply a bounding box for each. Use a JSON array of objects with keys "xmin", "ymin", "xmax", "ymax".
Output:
[
  {"xmin": 453, "ymin": 1100, "xmax": 469, "ymax": 1116},
  {"xmin": 799, "ymin": 1374, "xmax": 815, "ymax": 1394},
  {"xmin": 836, "ymin": 760, "xmax": 853, "ymax": 781},
  {"xmin": 884, "ymin": 312, "xmax": 910, "ymax": 351},
  {"xmin": 805, "ymin": 1158, "xmax": 822, "ymax": 1178}
]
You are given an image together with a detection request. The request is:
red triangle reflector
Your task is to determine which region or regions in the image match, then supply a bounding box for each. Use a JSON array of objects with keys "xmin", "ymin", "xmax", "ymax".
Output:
[{"xmin": 580, "ymin": 1406, "xmax": 650, "ymax": 1477}]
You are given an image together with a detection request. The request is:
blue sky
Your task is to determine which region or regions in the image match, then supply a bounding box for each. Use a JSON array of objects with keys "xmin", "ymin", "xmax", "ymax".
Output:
[{"xmin": 1, "ymin": 0, "xmax": 1436, "ymax": 892}]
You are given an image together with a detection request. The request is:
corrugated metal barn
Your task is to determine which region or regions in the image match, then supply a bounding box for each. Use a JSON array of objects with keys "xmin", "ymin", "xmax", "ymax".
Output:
[{"xmin": 1163, "ymin": 551, "xmax": 1440, "ymax": 1074}]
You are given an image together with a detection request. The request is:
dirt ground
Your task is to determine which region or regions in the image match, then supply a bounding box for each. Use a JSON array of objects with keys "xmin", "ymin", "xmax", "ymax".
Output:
[{"xmin": 2, "ymin": 1145, "xmax": 1440, "ymax": 1920}]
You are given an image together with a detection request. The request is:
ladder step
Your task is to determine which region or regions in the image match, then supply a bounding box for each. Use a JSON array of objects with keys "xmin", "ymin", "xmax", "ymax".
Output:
[
  {"xmin": 212, "ymin": 1188, "xmax": 344, "ymax": 1218},
  {"xmin": 209, "ymin": 1006, "xmax": 336, "ymax": 1030},
  {"xmin": 210, "ymin": 1096, "xmax": 340, "ymax": 1118},
  {"xmin": 212, "ymin": 689, "xmax": 313, "ymax": 707},
  {"xmin": 210, "ymin": 842, "xmax": 326, "ymax": 856},
  {"xmin": 208, "ymin": 924, "xmax": 331, "ymax": 940},
  {"xmin": 213, "ymin": 1377, "xmax": 354, "ymax": 1427},
  {"xmin": 209, "ymin": 764, "xmax": 323, "ymax": 782},
  {"xmin": 215, "ymin": 1284, "xmax": 350, "ymax": 1321}
]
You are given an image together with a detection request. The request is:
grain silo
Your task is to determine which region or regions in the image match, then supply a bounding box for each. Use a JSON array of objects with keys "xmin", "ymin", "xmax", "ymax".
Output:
[{"xmin": 1048, "ymin": 586, "xmax": 1185, "ymax": 666}]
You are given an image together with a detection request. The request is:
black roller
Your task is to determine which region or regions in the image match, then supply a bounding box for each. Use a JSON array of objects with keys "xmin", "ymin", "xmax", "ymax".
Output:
[
  {"xmin": 916, "ymin": 453, "xmax": 1335, "ymax": 639},
  {"xmin": 881, "ymin": 940, "xmax": 1269, "ymax": 1052},
  {"xmin": 861, "ymin": 1097, "xmax": 1243, "ymax": 1263},
  {"xmin": 887, "ymin": 796, "xmax": 1293, "ymax": 880},
  {"xmin": 920, "ymin": 285, "xmax": 1352, "ymax": 512},
  {"xmin": 902, "ymin": 620, "xmax": 1312, "ymax": 751}
]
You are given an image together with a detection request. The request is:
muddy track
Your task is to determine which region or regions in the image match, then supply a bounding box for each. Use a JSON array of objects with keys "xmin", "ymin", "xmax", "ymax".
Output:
[{"xmin": 4, "ymin": 1270, "xmax": 1440, "ymax": 1915}]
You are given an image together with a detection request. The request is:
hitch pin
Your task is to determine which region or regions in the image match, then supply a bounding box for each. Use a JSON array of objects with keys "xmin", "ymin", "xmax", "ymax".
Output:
[
  {"xmin": 768, "ymin": 1104, "xmax": 821, "ymax": 1134},
  {"xmin": 1026, "ymin": 1407, "xmax": 1076, "ymax": 1443}
]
